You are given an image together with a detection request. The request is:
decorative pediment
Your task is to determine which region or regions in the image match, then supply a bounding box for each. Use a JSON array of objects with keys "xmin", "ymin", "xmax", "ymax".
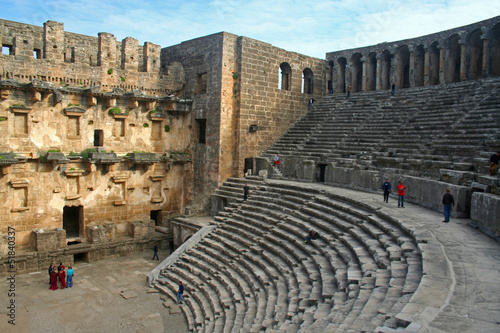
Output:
[
  {"xmin": 88, "ymin": 152, "xmax": 121, "ymax": 164},
  {"xmin": 64, "ymin": 106, "xmax": 86, "ymax": 116},
  {"xmin": 10, "ymin": 179, "xmax": 29, "ymax": 188},
  {"xmin": 127, "ymin": 153, "xmax": 160, "ymax": 164},
  {"xmin": 112, "ymin": 174, "xmax": 130, "ymax": 183}
]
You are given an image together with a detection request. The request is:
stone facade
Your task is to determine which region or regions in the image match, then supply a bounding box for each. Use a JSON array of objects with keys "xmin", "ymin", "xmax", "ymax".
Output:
[{"xmin": 327, "ymin": 16, "xmax": 500, "ymax": 93}]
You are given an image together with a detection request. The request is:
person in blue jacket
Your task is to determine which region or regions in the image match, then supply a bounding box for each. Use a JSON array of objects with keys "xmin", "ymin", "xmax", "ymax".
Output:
[{"xmin": 382, "ymin": 178, "xmax": 392, "ymax": 203}]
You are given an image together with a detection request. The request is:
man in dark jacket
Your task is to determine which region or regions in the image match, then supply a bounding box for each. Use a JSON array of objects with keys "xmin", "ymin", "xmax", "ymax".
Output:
[
  {"xmin": 152, "ymin": 243, "xmax": 159, "ymax": 260},
  {"xmin": 382, "ymin": 178, "xmax": 392, "ymax": 203},
  {"xmin": 442, "ymin": 188, "xmax": 455, "ymax": 223}
]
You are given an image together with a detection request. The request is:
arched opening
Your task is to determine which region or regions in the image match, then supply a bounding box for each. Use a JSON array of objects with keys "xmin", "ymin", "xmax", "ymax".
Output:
[
  {"xmin": 380, "ymin": 50, "xmax": 391, "ymax": 90},
  {"xmin": 337, "ymin": 57, "xmax": 347, "ymax": 93},
  {"xmin": 468, "ymin": 29, "xmax": 484, "ymax": 80},
  {"xmin": 279, "ymin": 62, "xmax": 292, "ymax": 90},
  {"xmin": 302, "ymin": 68, "xmax": 314, "ymax": 94},
  {"xmin": 429, "ymin": 42, "xmax": 440, "ymax": 85},
  {"xmin": 351, "ymin": 53, "xmax": 363, "ymax": 92},
  {"xmin": 490, "ymin": 23, "xmax": 500, "ymax": 77},
  {"xmin": 446, "ymin": 34, "xmax": 461, "ymax": 83},
  {"xmin": 396, "ymin": 45, "xmax": 410, "ymax": 88},
  {"xmin": 414, "ymin": 45, "xmax": 425, "ymax": 87},
  {"xmin": 366, "ymin": 53, "xmax": 377, "ymax": 91}
]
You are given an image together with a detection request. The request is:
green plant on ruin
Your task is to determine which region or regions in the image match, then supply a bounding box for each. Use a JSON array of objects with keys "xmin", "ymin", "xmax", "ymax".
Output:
[
  {"xmin": 67, "ymin": 103, "xmax": 80, "ymax": 107},
  {"xmin": 164, "ymin": 124, "xmax": 170, "ymax": 132},
  {"xmin": 47, "ymin": 149, "xmax": 61, "ymax": 153},
  {"xmin": 108, "ymin": 107, "xmax": 128, "ymax": 115},
  {"xmin": 0, "ymin": 156, "xmax": 3, "ymax": 160},
  {"xmin": 143, "ymin": 123, "xmax": 149, "ymax": 128},
  {"xmin": 149, "ymin": 106, "xmax": 161, "ymax": 114},
  {"xmin": 12, "ymin": 103, "xmax": 26, "ymax": 108},
  {"xmin": 68, "ymin": 151, "xmax": 80, "ymax": 156},
  {"xmin": 121, "ymin": 77, "xmax": 126, "ymax": 82},
  {"xmin": 0, "ymin": 117, "xmax": 7, "ymax": 121},
  {"xmin": 88, "ymin": 120, "xmax": 94, "ymax": 125},
  {"xmin": 80, "ymin": 148, "xmax": 98, "ymax": 160},
  {"xmin": 107, "ymin": 68, "xmax": 113, "ymax": 75},
  {"xmin": 232, "ymin": 72, "xmax": 238, "ymax": 79}
]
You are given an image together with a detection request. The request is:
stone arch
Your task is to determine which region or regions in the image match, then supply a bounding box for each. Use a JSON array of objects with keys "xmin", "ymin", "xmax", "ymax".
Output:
[
  {"xmin": 446, "ymin": 34, "xmax": 461, "ymax": 83},
  {"xmin": 429, "ymin": 42, "xmax": 440, "ymax": 85},
  {"xmin": 468, "ymin": 29, "xmax": 484, "ymax": 80},
  {"xmin": 414, "ymin": 45, "xmax": 425, "ymax": 87},
  {"xmin": 490, "ymin": 23, "xmax": 500, "ymax": 77},
  {"xmin": 337, "ymin": 57, "xmax": 347, "ymax": 93},
  {"xmin": 366, "ymin": 52, "xmax": 377, "ymax": 91},
  {"xmin": 302, "ymin": 68, "xmax": 314, "ymax": 94},
  {"xmin": 380, "ymin": 50, "xmax": 391, "ymax": 90},
  {"xmin": 351, "ymin": 53, "xmax": 363, "ymax": 92},
  {"xmin": 279, "ymin": 62, "xmax": 292, "ymax": 90},
  {"xmin": 395, "ymin": 45, "xmax": 410, "ymax": 88}
]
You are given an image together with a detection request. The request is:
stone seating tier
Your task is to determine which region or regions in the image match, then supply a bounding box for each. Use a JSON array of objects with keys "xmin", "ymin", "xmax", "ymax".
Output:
[{"xmin": 265, "ymin": 77, "xmax": 500, "ymax": 181}]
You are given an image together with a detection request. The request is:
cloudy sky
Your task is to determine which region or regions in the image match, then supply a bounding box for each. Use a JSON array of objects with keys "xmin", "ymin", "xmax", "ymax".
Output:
[{"xmin": 1, "ymin": 0, "xmax": 499, "ymax": 58}]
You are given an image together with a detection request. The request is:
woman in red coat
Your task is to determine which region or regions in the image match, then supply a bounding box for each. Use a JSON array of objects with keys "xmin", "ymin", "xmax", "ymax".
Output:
[
  {"xmin": 59, "ymin": 268, "xmax": 66, "ymax": 289},
  {"xmin": 49, "ymin": 266, "xmax": 58, "ymax": 291}
]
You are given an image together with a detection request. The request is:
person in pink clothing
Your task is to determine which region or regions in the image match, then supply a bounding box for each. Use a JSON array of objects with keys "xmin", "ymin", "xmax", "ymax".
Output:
[{"xmin": 397, "ymin": 180, "xmax": 407, "ymax": 208}]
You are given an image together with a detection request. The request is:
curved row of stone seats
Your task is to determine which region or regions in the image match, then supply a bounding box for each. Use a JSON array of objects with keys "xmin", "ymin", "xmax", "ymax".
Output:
[
  {"xmin": 159, "ymin": 177, "xmax": 424, "ymax": 332},
  {"xmin": 265, "ymin": 77, "xmax": 500, "ymax": 179}
]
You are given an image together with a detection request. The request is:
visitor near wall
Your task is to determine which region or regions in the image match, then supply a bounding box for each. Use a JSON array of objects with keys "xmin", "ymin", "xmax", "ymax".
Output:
[
  {"xmin": 67, "ymin": 266, "xmax": 74, "ymax": 287},
  {"xmin": 382, "ymin": 178, "xmax": 392, "ymax": 203},
  {"xmin": 442, "ymin": 189, "xmax": 455, "ymax": 223},
  {"xmin": 397, "ymin": 181, "xmax": 407, "ymax": 208},
  {"xmin": 152, "ymin": 242, "xmax": 159, "ymax": 260}
]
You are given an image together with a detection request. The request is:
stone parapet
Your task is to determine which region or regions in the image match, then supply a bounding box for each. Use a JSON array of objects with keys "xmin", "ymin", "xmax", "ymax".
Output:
[{"xmin": 31, "ymin": 228, "xmax": 67, "ymax": 252}]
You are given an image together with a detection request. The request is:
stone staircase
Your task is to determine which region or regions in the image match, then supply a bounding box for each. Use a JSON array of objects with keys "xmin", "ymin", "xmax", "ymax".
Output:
[
  {"xmin": 153, "ymin": 177, "xmax": 424, "ymax": 332},
  {"xmin": 265, "ymin": 77, "xmax": 500, "ymax": 180}
]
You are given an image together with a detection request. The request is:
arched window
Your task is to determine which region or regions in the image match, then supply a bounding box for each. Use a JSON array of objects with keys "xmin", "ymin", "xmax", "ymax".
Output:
[
  {"xmin": 351, "ymin": 53, "xmax": 363, "ymax": 92},
  {"xmin": 302, "ymin": 68, "xmax": 313, "ymax": 94},
  {"xmin": 446, "ymin": 34, "xmax": 461, "ymax": 83},
  {"xmin": 279, "ymin": 62, "xmax": 292, "ymax": 90},
  {"xmin": 337, "ymin": 57, "xmax": 347, "ymax": 93},
  {"xmin": 468, "ymin": 29, "xmax": 483, "ymax": 80}
]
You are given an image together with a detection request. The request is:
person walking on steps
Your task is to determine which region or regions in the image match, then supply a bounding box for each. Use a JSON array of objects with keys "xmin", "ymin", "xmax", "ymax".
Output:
[
  {"xmin": 442, "ymin": 188, "xmax": 455, "ymax": 223},
  {"xmin": 177, "ymin": 281, "xmax": 186, "ymax": 304},
  {"xmin": 152, "ymin": 242, "xmax": 159, "ymax": 261},
  {"xmin": 243, "ymin": 184, "xmax": 249, "ymax": 201}
]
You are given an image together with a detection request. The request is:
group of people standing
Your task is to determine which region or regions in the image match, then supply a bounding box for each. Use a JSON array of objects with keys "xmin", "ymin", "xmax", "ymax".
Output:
[
  {"xmin": 49, "ymin": 262, "xmax": 74, "ymax": 291},
  {"xmin": 382, "ymin": 178, "xmax": 407, "ymax": 208},
  {"xmin": 382, "ymin": 178, "xmax": 455, "ymax": 222}
]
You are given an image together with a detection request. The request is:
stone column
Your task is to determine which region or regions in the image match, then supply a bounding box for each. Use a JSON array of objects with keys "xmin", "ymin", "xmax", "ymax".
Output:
[
  {"xmin": 376, "ymin": 55, "xmax": 382, "ymax": 91},
  {"xmin": 361, "ymin": 59, "xmax": 367, "ymax": 92},
  {"xmin": 409, "ymin": 46, "xmax": 416, "ymax": 88},
  {"xmin": 121, "ymin": 37, "xmax": 139, "ymax": 71},
  {"xmin": 460, "ymin": 42, "xmax": 467, "ymax": 81},
  {"xmin": 482, "ymin": 37, "xmax": 490, "ymax": 78},
  {"xmin": 438, "ymin": 44, "xmax": 446, "ymax": 84},
  {"xmin": 423, "ymin": 46, "xmax": 430, "ymax": 86}
]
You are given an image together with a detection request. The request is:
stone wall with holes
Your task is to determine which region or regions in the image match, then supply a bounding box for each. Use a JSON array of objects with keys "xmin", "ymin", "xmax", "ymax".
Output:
[
  {"xmin": 236, "ymin": 36, "xmax": 327, "ymax": 176},
  {"xmin": 0, "ymin": 19, "xmax": 185, "ymax": 95},
  {"xmin": 0, "ymin": 81, "xmax": 193, "ymax": 251}
]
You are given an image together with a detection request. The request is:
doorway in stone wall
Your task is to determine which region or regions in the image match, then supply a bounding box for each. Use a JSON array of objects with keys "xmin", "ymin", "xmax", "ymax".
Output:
[
  {"xmin": 63, "ymin": 205, "xmax": 83, "ymax": 238},
  {"xmin": 317, "ymin": 164, "xmax": 327, "ymax": 183},
  {"xmin": 151, "ymin": 209, "xmax": 161, "ymax": 227},
  {"xmin": 94, "ymin": 129, "xmax": 104, "ymax": 147}
]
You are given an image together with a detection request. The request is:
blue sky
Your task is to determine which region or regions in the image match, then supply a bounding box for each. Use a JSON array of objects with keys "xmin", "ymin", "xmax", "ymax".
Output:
[{"xmin": 1, "ymin": 0, "xmax": 498, "ymax": 58}]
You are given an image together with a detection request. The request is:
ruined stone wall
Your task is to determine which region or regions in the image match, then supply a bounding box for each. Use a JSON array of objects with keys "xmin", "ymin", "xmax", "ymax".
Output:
[
  {"xmin": 0, "ymin": 19, "xmax": 184, "ymax": 95},
  {"xmin": 161, "ymin": 33, "xmax": 227, "ymax": 214},
  {"xmin": 236, "ymin": 37, "xmax": 327, "ymax": 176}
]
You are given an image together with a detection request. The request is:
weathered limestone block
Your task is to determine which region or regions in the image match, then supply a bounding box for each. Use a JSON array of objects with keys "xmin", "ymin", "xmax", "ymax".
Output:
[
  {"xmin": 439, "ymin": 169, "xmax": 475, "ymax": 185},
  {"xmin": 477, "ymin": 175, "xmax": 499, "ymax": 187},
  {"xmin": 129, "ymin": 219, "xmax": 155, "ymax": 238},
  {"xmin": 31, "ymin": 229, "xmax": 66, "ymax": 252},
  {"xmin": 389, "ymin": 175, "xmax": 470, "ymax": 217},
  {"xmin": 325, "ymin": 166, "xmax": 380, "ymax": 191},
  {"xmin": 471, "ymin": 192, "xmax": 500, "ymax": 237},
  {"xmin": 86, "ymin": 223, "xmax": 117, "ymax": 244}
]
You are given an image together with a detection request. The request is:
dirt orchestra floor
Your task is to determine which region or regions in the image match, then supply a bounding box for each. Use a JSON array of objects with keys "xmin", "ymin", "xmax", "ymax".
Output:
[{"xmin": 0, "ymin": 250, "xmax": 188, "ymax": 333}]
